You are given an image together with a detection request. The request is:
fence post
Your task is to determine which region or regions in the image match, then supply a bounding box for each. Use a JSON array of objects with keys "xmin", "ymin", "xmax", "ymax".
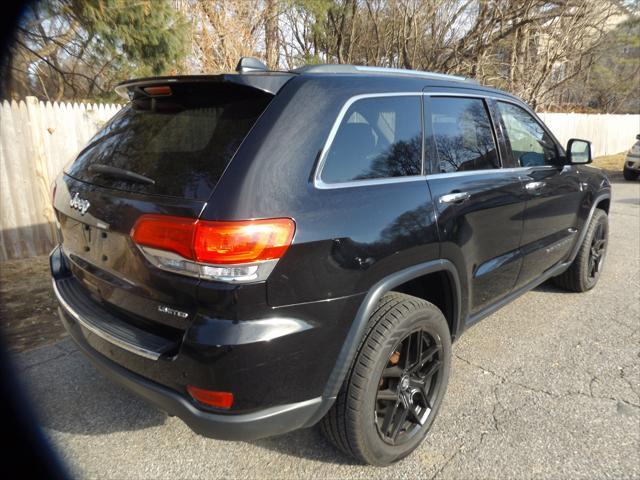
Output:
[{"xmin": 25, "ymin": 96, "xmax": 56, "ymax": 238}]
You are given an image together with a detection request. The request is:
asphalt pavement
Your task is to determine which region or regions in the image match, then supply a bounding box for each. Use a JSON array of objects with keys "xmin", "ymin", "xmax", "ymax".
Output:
[{"xmin": 13, "ymin": 178, "xmax": 640, "ymax": 479}]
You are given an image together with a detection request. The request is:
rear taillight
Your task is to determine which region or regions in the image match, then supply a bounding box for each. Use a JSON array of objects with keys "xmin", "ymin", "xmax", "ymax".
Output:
[
  {"xmin": 130, "ymin": 215, "xmax": 196, "ymax": 260},
  {"xmin": 131, "ymin": 215, "xmax": 295, "ymax": 283},
  {"xmin": 193, "ymin": 219, "xmax": 295, "ymax": 264}
]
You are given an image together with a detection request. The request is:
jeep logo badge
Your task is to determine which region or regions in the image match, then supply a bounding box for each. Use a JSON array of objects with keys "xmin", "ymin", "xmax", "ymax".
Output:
[{"xmin": 70, "ymin": 192, "xmax": 90, "ymax": 215}]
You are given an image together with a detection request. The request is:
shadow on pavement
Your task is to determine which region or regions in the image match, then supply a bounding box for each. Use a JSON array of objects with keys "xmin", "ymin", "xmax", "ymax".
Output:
[
  {"xmin": 533, "ymin": 280, "xmax": 575, "ymax": 294},
  {"xmin": 21, "ymin": 347, "xmax": 168, "ymax": 436},
  {"xmin": 249, "ymin": 427, "xmax": 357, "ymax": 465},
  {"xmin": 20, "ymin": 341, "xmax": 357, "ymax": 465}
]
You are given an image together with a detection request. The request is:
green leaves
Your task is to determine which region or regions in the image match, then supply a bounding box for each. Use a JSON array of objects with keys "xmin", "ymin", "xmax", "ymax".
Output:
[{"xmin": 4, "ymin": 0, "xmax": 188, "ymax": 102}]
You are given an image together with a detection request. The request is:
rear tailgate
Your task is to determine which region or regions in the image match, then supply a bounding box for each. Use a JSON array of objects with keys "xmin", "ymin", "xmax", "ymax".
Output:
[
  {"xmin": 54, "ymin": 175, "xmax": 203, "ymax": 332},
  {"xmin": 53, "ymin": 78, "xmax": 280, "ymax": 341}
]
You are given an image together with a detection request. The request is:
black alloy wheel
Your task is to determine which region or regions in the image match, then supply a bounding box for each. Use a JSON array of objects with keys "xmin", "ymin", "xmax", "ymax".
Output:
[
  {"xmin": 553, "ymin": 208, "xmax": 608, "ymax": 292},
  {"xmin": 375, "ymin": 329, "xmax": 442, "ymax": 445},
  {"xmin": 587, "ymin": 221, "xmax": 607, "ymax": 281},
  {"xmin": 320, "ymin": 292, "xmax": 451, "ymax": 466}
]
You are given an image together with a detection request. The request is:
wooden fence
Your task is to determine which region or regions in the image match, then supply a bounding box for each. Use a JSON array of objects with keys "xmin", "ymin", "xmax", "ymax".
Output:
[
  {"xmin": 538, "ymin": 112, "xmax": 640, "ymax": 157},
  {"xmin": 0, "ymin": 97, "xmax": 120, "ymax": 261},
  {"xmin": 0, "ymin": 97, "xmax": 638, "ymax": 261}
]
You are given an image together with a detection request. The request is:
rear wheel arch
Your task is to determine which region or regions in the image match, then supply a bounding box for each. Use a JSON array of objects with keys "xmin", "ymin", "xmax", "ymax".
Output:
[
  {"xmin": 320, "ymin": 260, "xmax": 462, "ymax": 402},
  {"xmin": 390, "ymin": 270, "xmax": 459, "ymax": 341}
]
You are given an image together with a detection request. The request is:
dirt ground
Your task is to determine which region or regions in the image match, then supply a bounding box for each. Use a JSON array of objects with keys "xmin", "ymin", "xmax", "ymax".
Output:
[{"xmin": 0, "ymin": 255, "xmax": 66, "ymax": 352}]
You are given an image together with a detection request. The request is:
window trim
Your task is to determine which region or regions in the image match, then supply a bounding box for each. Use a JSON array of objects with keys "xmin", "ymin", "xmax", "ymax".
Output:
[
  {"xmin": 494, "ymin": 100, "xmax": 562, "ymax": 168},
  {"xmin": 313, "ymin": 91, "xmax": 561, "ymax": 190},
  {"xmin": 424, "ymin": 94, "xmax": 503, "ymax": 174},
  {"xmin": 314, "ymin": 92, "xmax": 425, "ymax": 189}
]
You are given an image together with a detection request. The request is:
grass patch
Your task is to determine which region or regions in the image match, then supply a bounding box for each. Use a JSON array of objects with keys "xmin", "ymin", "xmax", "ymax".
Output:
[{"xmin": 592, "ymin": 152, "xmax": 626, "ymax": 175}]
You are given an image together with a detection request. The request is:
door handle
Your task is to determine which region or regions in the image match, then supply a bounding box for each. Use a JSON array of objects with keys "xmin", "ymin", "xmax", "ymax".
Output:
[
  {"xmin": 439, "ymin": 192, "xmax": 471, "ymax": 204},
  {"xmin": 525, "ymin": 181, "xmax": 546, "ymax": 191}
]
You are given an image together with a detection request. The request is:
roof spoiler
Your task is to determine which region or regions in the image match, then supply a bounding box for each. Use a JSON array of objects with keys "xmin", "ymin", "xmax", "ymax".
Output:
[{"xmin": 115, "ymin": 71, "xmax": 293, "ymax": 100}]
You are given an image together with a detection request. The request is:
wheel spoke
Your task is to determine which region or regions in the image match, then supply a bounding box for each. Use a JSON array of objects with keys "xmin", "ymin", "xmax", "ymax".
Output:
[
  {"xmin": 409, "ymin": 376, "xmax": 425, "ymax": 389},
  {"xmin": 592, "ymin": 225, "xmax": 602, "ymax": 245},
  {"xmin": 377, "ymin": 389, "xmax": 398, "ymax": 402},
  {"xmin": 390, "ymin": 406, "xmax": 409, "ymax": 442},
  {"xmin": 588, "ymin": 256, "xmax": 596, "ymax": 277},
  {"xmin": 382, "ymin": 366, "xmax": 403, "ymax": 378},
  {"xmin": 407, "ymin": 402, "xmax": 427, "ymax": 426},
  {"xmin": 409, "ymin": 343, "xmax": 439, "ymax": 373},
  {"xmin": 403, "ymin": 331, "xmax": 415, "ymax": 371},
  {"xmin": 421, "ymin": 360, "xmax": 442, "ymax": 381},
  {"xmin": 381, "ymin": 400, "xmax": 400, "ymax": 436}
]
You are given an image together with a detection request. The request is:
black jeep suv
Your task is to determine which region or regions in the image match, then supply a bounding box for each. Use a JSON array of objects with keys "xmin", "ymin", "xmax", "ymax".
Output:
[{"xmin": 50, "ymin": 58, "xmax": 610, "ymax": 466}]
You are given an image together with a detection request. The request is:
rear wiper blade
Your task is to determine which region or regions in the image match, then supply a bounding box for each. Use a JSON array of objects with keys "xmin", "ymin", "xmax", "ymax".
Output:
[{"xmin": 88, "ymin": 164, "xmax": 155, "ymax": 185}]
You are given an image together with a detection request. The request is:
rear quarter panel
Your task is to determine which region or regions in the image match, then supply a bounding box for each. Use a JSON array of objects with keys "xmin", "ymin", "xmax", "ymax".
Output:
[{"xmin": 202, "ymin": 75, "xmax": 441, "ymax": 306}]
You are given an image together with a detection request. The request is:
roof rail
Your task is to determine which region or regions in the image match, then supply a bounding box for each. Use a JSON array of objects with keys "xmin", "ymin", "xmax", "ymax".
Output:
[{"xmin": 291, "ymin": 64, "xmax": 473, "ymax": 83}]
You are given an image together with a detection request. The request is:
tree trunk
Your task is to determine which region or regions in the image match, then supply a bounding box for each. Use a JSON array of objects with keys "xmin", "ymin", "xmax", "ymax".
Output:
[{"xmin": 265, "ymin": 0, "xmax": 278, "ymax": 69}]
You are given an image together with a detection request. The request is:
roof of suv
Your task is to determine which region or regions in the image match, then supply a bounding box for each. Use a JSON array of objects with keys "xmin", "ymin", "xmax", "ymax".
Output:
[
  {"xmin": 115, "ymin": 59, "xmax": 520, "ymax": 103},
  {"xmin": 290, "ymin": 64, "xmax": 474, "ymax": 84}
]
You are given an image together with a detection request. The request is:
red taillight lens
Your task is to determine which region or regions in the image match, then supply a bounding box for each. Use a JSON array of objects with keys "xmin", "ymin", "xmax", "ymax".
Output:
[
  {"xmin": 187, "ymin": 385, "xmax": 233, "ymax": 409},
  {"xmin": 194, "ymin": 218, "xmax": 295, "ymax": 264},
  {"xmin": 131, "ymin": 215, "xmax": 197, "ymax": 260},
  {"xmin": 131, "ymin": 215, "xmax": 295, "ymax": 265}
]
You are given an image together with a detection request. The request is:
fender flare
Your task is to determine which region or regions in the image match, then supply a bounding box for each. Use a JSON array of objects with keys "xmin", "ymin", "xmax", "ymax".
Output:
[
  {"xmin": 320, "ymin": 259, "xmax": 461, "ymax": 402},
  {"xmin": 565, "ymin": 191, "xmax": 611, "ymax": 264}
]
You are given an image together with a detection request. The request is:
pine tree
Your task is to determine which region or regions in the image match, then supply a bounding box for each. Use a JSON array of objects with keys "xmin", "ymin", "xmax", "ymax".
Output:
[{"xmin": 2, "ymin": 0, "xmax": 189, "ymax": 102}]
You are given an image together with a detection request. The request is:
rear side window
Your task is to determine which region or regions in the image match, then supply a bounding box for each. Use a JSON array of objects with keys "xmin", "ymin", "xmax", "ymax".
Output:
[
  {"xmin": 66, "ymin": 84, "xmax": 272, "ymax": 200},
  {"xmin": 427, "ymin": 97, "xmax": 500, "ymax": 173},
  {"xmin": 497, "ymin": 102, "xmax": 557, "ymax": 167},
  {"xmin": 320, "ymin": 96, "xmax": 422, "ymax": 184}
]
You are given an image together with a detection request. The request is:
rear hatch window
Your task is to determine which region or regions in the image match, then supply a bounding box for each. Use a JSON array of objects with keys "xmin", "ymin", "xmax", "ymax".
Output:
[{"xmin": 65, "ymin": 83, "xmax": 272, "ymax": 200}]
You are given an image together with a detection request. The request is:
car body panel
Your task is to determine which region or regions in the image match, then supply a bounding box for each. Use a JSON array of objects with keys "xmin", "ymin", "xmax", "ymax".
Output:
[{"xmin": 625, "ymin": 139, "xmax": 640, "ymax": 172}]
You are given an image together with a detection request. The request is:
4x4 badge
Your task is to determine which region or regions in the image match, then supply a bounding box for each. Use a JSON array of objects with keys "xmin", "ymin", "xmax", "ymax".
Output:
[{"xmin": 70, "ymin": 192, "xmax": 90, "ymax": 215}]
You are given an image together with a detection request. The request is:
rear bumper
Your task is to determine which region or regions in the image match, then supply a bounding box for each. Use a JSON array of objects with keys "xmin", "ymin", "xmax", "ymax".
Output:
[
  {"xmin": 59, "ymin": 306, "xmax": 330, "ymax": 440},
  {"xmin": 50, "ymin": 244, "xmax": 352, "ymax": 439}
]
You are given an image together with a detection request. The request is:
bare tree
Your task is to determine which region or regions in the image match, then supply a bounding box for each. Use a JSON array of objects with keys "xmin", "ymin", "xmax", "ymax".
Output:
[{"xmin": 5, "ymin": 0, "xmax": 633, "ymax": 111}]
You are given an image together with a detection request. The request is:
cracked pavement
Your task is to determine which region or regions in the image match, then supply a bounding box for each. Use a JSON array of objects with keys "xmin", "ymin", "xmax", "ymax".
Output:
[{"xmin": 10, "ymin": 178, "xmax": 640, "ymax": 479}]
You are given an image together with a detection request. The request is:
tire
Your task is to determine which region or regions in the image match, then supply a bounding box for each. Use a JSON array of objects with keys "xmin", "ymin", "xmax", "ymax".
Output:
[
  {"xmin": 553, "ymin": 209, "xmax": 608, "ymax": 292},
  {"xmin": 320, "ymin": 292, "xmax": 451, "ymax": 466},
  {"xmin": 623, "ymin": 166, "xmax": 639, "ymax": 181}
]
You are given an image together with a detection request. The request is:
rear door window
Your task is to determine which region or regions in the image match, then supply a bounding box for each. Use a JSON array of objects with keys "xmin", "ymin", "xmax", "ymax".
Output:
[
  {"xmin": 65, "ymin": 84, "xmax": 272, "ymax": 200},
  {"xmin": 426, "ymin": 97, "xmax": 500, "ymax": 173},
  {"xmin": 320, "ymin": 96, "xmax": 422, "ymax": 184}
]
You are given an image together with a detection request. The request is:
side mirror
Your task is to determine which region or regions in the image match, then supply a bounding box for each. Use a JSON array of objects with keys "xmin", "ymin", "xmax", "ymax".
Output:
[{"xmin": 567, "ymin": 138, "xmax": 592, "ymax": 165}]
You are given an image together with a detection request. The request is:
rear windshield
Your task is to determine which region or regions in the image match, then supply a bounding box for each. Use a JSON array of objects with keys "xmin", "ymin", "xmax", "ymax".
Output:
[{"xmin": 65, "ymin": 84, "xmax": 272, "ymax": 200}]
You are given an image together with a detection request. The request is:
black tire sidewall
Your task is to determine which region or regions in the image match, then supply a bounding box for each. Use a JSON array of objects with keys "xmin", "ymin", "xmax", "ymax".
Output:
[
  {"xmin": 623, "ymin": 167, "xmax": 639, "ymax": 181},
  {"xmin": 579, "ymin": 209, "xmax": 608, "ymax": 290},
  {"xmin": 355, "ymin": 305, "xmax": 451, "ymax": 465}
]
